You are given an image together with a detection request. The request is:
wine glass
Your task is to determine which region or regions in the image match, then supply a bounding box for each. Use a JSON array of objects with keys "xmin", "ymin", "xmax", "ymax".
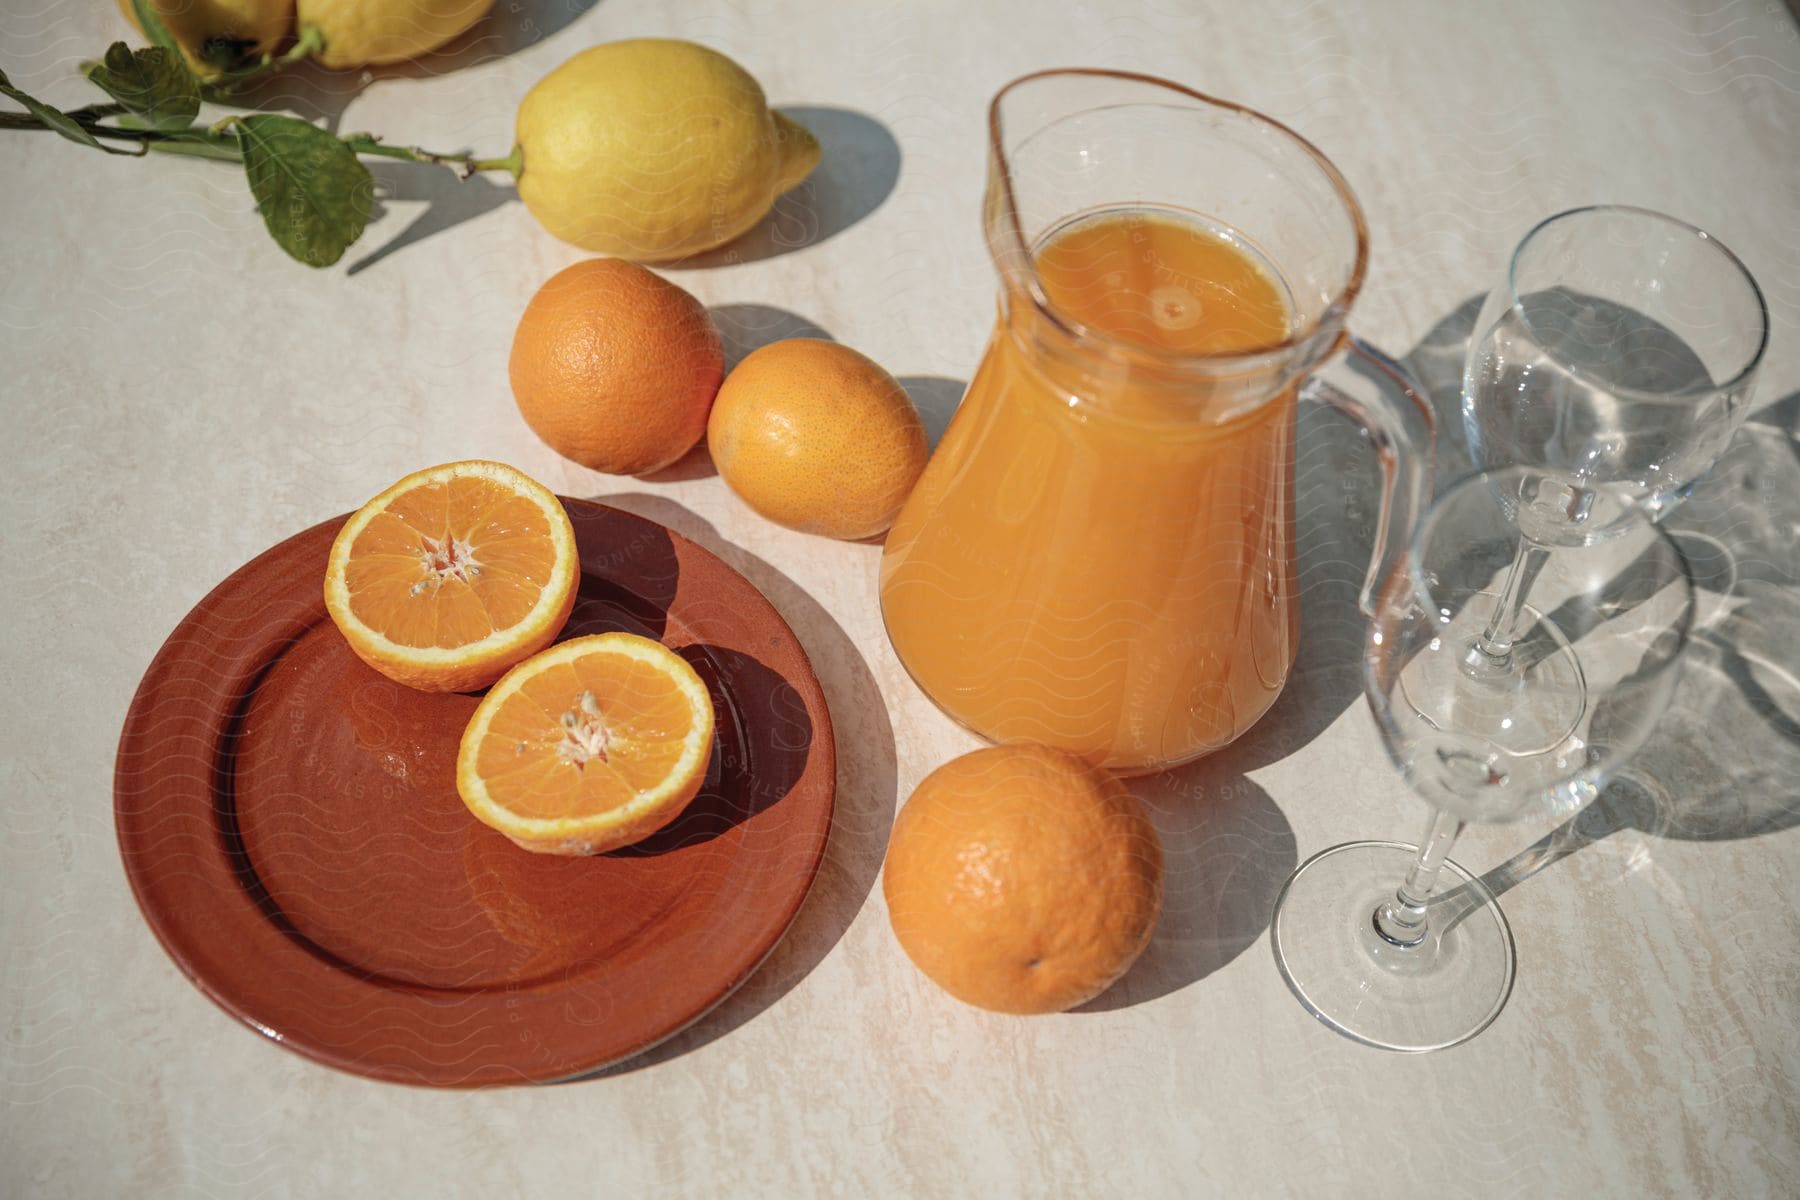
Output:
[
  {"xmin": 1455, "ymin": 205, "xmax": 1765, "ymax": 741},
  {"xmin": 1269, "ymin": 466, "xmax": 1696, "ymax": 1052}
]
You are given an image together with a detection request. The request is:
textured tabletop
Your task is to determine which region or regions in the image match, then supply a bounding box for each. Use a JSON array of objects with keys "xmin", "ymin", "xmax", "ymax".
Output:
[{"xmin": 3, "ymin": 1, "xmax": 1796, "ymax": 1196}]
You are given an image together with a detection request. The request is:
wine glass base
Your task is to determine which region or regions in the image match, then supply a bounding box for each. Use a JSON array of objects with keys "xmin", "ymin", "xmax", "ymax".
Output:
[
  {"xmin": 1270, "ymin": 841, "xmax": 1516, "ymax": 1052},
  {"xmin": 1400, "ymin": 596, "xmax": 1587, "ymax": 757}
]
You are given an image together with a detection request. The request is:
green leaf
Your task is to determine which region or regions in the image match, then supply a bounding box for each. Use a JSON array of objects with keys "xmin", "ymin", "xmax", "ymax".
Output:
[
  {"xmin": 0, "ymin": 67, "xmax": 137, "ymax": 156},
  {"xmin": 236, "ymin": 115, "xmax": 373, "ymax": 268},
  {"xmin": 83, "ymin": 44, "xmax": 198, "ymax": 132},
  {"xmin": 129, "ymin": 0, "xmax": 184, "ymax": 56}
]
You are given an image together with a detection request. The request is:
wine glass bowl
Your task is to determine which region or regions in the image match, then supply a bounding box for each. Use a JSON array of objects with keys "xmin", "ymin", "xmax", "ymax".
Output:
[
  {"xmin": 1462, "ymin": 205, "xmax": 1769, "ymax": 534},
  {"xmin": 1372, "ymin": 470, "xmax": 1696, "ymax": 826},
  {"xmin": 1446, "ymin": 207, "xmax": 1760, "ymax": 762},
  {"xmin": 1270, "ymin": 467, "xmax": 1696, "ymax": 1052}
]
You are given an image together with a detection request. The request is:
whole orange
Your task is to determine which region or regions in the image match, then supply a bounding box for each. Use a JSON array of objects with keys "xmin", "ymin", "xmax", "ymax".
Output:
[
  {"xmin": 706, "ymin": 338, "xmax": 928, "ymax": 540},
  {"xmin": 509, "ymin": 258, "xmax": 723, "ymax": 475},
  {"xmin": 882, "ymin": 745, "xmax": 1163, "ymax": 1014}
]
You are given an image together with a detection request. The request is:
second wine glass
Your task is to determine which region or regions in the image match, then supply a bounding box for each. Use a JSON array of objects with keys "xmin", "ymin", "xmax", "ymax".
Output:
[
  {"xmin": 1454, "ymin": 206, "xmax": 1766, "ymax": 738},
  {"xmin": 1270, "ymin": 466, "xmax": 1696, "ymax": 1052}
]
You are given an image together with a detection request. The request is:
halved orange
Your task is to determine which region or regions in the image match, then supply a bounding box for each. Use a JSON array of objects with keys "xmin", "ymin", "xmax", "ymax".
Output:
[
  {"xmin": 323, "ymin": 461, "xmax": 579, "ymax": 693},
  {"xmin": 456, "ymin": 633, "xmax": 716, "ymax": 855}
]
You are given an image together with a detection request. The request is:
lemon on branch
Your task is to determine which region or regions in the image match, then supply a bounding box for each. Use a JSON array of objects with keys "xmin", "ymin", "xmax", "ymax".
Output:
[
  {"xmin": 296, "ymin": 0, "xmax": 495, "ymax": 69},
  {"xmin": 3, "ymin": 35, "xmax": 819, "ymax": 267}
]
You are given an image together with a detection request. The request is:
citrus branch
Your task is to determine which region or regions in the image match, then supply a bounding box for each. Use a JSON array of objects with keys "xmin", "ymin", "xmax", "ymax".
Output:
[
  {"xmin": 338, "ymin": 134, "xmax": 523, "ymax": 179},
  {"xmin": 1, "ymin": 106, "xmax": 520, "ymax": 177},
  {"xmin": 0, "ymin": 43, "xmax": 519, "ymax": 266}
]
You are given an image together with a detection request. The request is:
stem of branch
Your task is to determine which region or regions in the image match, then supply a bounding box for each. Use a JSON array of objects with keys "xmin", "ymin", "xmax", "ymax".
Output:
[
  {"xmin": 202, "ymin": 24, "xmax": 325, "ymax": 96},
  {"xmin": 145, "ymin": 133, "xmax": 244, "ymax": 161},
  {"xmin": 3, "ymin": 104, "xmax": 520, "ymax": 179},
  {"xmin": 339, "ymin": 135, "xmax": 522, "ymax": 179}
]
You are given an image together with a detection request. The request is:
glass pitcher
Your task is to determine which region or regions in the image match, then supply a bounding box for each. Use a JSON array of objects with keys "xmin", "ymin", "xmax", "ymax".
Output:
[{"xmin": 879, "ymin": 69, "xmax": 1435, "ymax": 774}]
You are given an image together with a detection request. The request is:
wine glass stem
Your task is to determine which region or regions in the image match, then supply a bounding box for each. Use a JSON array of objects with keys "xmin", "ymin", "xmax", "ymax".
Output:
[
  {"xmin": 1374, "ymin": 806, "xmax": 1466, "ymax": 947},
  {"xmin": 1470, "ymin": 541, "xmax": 1552, "ymax": 664}
]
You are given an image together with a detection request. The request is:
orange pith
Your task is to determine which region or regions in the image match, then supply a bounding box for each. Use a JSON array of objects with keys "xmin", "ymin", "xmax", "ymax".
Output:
[
  {"xmin": 323, "ymin": 461, "xmax": 578, "ymax": 693},
  {"xmin": 457, "ymin": 633, "xmax": 716, "ymax": 855}
]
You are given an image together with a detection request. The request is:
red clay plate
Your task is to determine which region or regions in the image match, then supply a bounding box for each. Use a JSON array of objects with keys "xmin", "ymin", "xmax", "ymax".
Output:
[{"xmin": 114, "ymin": 498, "xmax": 835, "ymax": 1087}]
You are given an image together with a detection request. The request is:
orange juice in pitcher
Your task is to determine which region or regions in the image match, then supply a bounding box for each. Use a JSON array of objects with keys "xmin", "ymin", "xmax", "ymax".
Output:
[{"xmin": 879, "ymin": 70, "xmax": 1434, "ymax": 773}]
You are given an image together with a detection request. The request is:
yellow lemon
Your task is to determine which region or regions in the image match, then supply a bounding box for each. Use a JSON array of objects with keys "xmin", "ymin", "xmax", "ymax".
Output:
[
  {"xmin": 116, "ymin": 0, "xmax": 293, "ymax": 73},
  {"xmin": 295, "ymin": 0, "xmax": 494, "ymax": 69},
  {"xmin": 513, "ymin": 39, "xmax": 821, "ymax": 261}
]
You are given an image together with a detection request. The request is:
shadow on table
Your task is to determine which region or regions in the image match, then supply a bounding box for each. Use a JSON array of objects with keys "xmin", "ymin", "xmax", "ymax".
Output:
[
  {"xmin": 569, "ymin": 493, "xmax": 898, "ymax": 1077},
  {"xmin": 664, "ymin": 107, "xmax": 902, "ymax": 269},
  {"xmin": 898, "ymin": 376, "xmax": 965, "ymax": 450},
  {"xmin": 1746, "ymin": 388, "xmax": 1800, "ymax": 465},
  {"xmin": 1430, "ymin": 398, "xmax": 1800, "ymax": 921},
  {"xmin": 711, "ymin": 302, "xmax": 834, "ymax": 371},
  {"xmin": 348, "ymin": 164, "xmax": 517, "ymax": 274},
  {"xmin": 1079, "ymin": 756, "xmax": 1296, "ymax": 1012}
]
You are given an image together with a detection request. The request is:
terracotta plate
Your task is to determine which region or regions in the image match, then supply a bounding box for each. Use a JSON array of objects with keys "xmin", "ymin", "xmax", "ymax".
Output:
[{"xmin": 114, "ymin": 499, "xmax": 835, "ymax": 1087}]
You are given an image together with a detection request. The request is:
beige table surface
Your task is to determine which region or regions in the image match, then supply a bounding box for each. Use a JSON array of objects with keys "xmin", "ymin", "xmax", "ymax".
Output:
[{"xmin": 3, "ymin": 0, "xmax": 1797, "ymax": 1196}]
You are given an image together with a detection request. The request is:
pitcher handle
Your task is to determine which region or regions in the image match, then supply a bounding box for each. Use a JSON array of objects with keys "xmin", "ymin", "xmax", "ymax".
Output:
[{"xmin": 1300, "ymin": 333, "xmax": 1437, "ymax": 616}]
